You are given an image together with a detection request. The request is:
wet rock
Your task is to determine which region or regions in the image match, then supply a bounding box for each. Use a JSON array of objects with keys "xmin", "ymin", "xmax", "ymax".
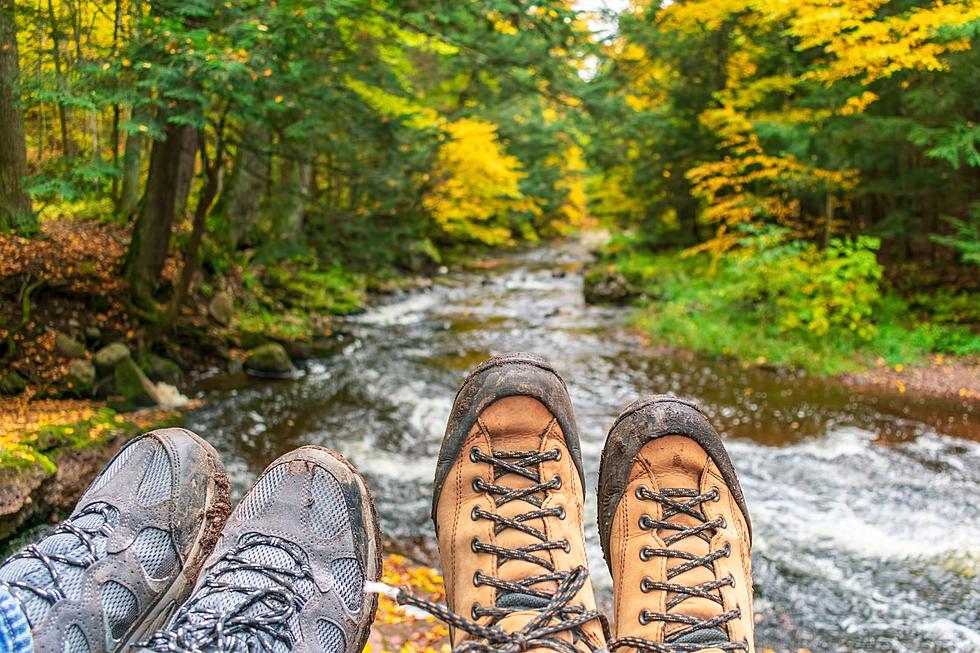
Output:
[
  {"xmin": 67, "ymin": 359, "xmax": 96, "ymax": 394},
  {"xmin": 55, "ymin": 332, "xmax": 87, "ymax": 359},
  {"xmin": 583, "ymin": 267, "xmax": 641, "ymax": 305},
  {"xmin": 144, "ymin": 353, "xmax": 184, "ymax": 386},
  {"xmin": 94, "ymin": 342, "xmax": 130, "ymax": 372},
  {"xmin": 0, "ymin": 436, "xmax": 128, "ymax": 541},
  {"xmin": 113, "ymin": 356, "xmax": 159, "ymax": 407},
  {"xmin": 84, "ymin": 325, "xmax": 101, "ymax": 341},
  {"xmin": 243, "ymin": 343, "xmax": 294, "ymax": 379},
  {"xmin": 208, "ymin": 291, "xmax": 234, "ymax": 326},
  {"xmin": 0, "ymin": 371, "xmax": 27, "ymax": 395}
]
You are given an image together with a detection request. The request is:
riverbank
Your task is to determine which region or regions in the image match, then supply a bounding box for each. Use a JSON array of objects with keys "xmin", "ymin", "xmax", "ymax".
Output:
[{"xmin": 584, "ymin": 235, "xmax": 980, "ymax": 397}]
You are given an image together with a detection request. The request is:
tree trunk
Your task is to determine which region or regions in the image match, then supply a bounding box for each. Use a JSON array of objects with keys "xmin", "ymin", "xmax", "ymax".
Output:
[
  {"xmin": 124, "ymin": 121, "xmax": 197, "ymax": 308},
  {"xmin": 117, "ymin": 104, "xmax": 148, "ymax": 219},
  {"xmin": 46, "ymin": 0, "xmax": 72, "ymax": 158},
  {"xmin": 0, "ymin": 0, "xmax": 32, "ymax": 232},
  {"xmin": 278, "ymin": 155, "xmax": 312, "ymax": 240},
  {"xmin": 166, "ymin": 138, "xmax": 223, "ymax": 328},
  {"xmin": 215, "ymin": 136, "xmax": 268, "ymax": 249}
]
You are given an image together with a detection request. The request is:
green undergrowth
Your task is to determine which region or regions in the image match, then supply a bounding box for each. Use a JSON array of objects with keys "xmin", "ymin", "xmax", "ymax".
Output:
[
  {"xmin": 233, "ymin": 263, "xmax": 366, "ymax": 342},
  {"xmin": 0, "ymin": 405, "xmax": 182, "ymax": 472},
  {"xmin": 595, "ymin": 232, "xmax": 980, "ymax": 375}
]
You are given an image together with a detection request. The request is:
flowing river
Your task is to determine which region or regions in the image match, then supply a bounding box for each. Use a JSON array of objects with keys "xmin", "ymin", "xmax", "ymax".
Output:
[{"xmin": 182, "ymin": 240, "xmax": 979, "ymax": 652}]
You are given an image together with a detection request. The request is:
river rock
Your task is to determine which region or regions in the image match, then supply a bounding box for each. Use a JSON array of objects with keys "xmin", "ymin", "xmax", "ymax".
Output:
[
  {"xmin": 84, "ymin": 325, "xmax": 102, "ymax": 341},
  {"xmin": 67, "ymin": 359, "xmax": 96, "ymax": 394},
  {"xmin": 209, "ymin": 291, "xmax": 234, "ymax": 326},
  {"xmin": 583, "ymin": 268, "xmax": 641, "ymax": 305},
  {"xmin": 94, "ymin": 342, "xmax": 130, "ymax": 372},
  {"xmin": 243, "ymin": 343, "xmax": 294, "ymax": 379},
  {"xmin": 55, "ymin": 332, "xmax": 87, "ymax": 359},
  {"xmin": 144, "ymin": 353, "xmax": 184, "ymax": 386},
  {"xmin": 113, "ymin": 356, "xmax": 159, "ymax": 407},
  {"xmin": 0, "ymin": 371, "xmax": 27, "ymax": 395}
]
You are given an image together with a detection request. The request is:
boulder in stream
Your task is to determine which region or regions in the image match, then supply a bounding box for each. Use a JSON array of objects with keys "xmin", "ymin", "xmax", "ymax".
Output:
[
  {"xmin": 243, "ymin": 343, "xmax": 295, "ymax": 379},
  {"xmin": 113, "ymin": 356, "xmax": 159, "ymax": 408}
]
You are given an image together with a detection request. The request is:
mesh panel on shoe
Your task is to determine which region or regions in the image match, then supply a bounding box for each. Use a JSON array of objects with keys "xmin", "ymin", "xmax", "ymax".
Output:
[
  {"xmin": 309, "ymin": 467, "xmax": 350, "ymax": 538},
  {"xmin": 0, "ymin": 504, "xmax": 120, "ymax": 627},
  {"xmin": 100, "ymin": 580, "xmax": 139, "ymax": 642},
  {"xmin": 236, "ymin": 464, "xmax": 288, "ymax": 521},
  {"xmin": 330, "ymin": 557, "xmax": 363, "ymax": 613},
  {"xmin": 86, "ymin": 440, "xmax": 143, "ymax": 496},
  {"xmin": 137, "ymin": 443, "xmax": 173, "ymax": 506},
  {"xmin": 63, "ymin": 624, "xmax": 90, "ymax": 653},
  {"xmin": 133, "ymin": 527, "xmax": 179, "ymax": 580},
  {"xmin": 141, "ymin": 534, "xmax": 319, "ymax": 653},
  {"xmin": 316, "ymin": 619, "xmax": 346, "ymax": 653}
]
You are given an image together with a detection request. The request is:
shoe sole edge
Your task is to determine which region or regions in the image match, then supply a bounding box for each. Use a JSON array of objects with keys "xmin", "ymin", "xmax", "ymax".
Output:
[
  {"xmin": 431, "ymin": 353, "xmax": 584, "ymax": 527},
  {"xmin": 596, "ymin": 396, "xmax": 752, "ymax": 571}
]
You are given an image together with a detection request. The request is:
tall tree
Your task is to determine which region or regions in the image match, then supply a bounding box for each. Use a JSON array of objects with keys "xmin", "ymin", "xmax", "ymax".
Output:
[
  {"xmin": 0, "ymin": 0, "xmax": 32, "ymax": 231},
  {"xmin": 124, "ymin": 121, "xmax": 196, "ymax": 308}
]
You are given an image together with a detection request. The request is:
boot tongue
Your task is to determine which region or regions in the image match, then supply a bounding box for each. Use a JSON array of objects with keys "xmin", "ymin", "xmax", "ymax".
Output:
[
  {"xmin": 486, "ymin": 424, "xmax": 560, "ymax": 603},
  {"xmin": 647, "ymin": 436, "xmax": 725, "ymax": 642}
]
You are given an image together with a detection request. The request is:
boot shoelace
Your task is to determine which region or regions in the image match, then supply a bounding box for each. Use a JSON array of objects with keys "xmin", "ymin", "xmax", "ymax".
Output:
[
  {"xmin": 140, "ymin": 532, "xmax": 313, "ymax": 653},
  {"xmin": 1, "ymin": 502, "xmax": 117, "ymax": 626},
  {"xmin": 385, "ymin": 446, "xmax": 608, "ymax": 653},
  {"xmin": 609, "ymin": 487, "xmax": 747, "ymax": 653}
]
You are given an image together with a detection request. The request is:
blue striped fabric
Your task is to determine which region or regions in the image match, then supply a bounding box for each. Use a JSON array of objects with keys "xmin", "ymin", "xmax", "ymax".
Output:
[{"xmin": 0, "ymin": 588, "xmax": 32, "ymax": 653}]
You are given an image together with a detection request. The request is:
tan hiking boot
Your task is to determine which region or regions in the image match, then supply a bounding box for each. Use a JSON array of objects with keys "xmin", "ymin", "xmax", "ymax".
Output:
[
  {"xmin": 597, "ymin": 397, "xmax": 754, "ymax": 653},
  {"xmin": 430, "ymin": 353, "xmax": 609, "ymax": 653}
]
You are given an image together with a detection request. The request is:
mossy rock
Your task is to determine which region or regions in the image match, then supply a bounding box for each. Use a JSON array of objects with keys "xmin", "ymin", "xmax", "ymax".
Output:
[
  {"xmin": 67, "ymin": 359, "xmax": 96, "ymax": 395},
  {"xmin": 94, "ymin": 342, "xmax": 131, "ymax": 372},
  {"xmin": 113, "ymin": 356, "xmax": 158, "ymax": 408},
  {"xmin": 243, "ymin": 343, "xmax": 295, "ymax": 379},
  {"xmin": 583, "ymin": 267, "xmax": 641, "ymax": 306},
  {"xmin": 143, "ymin": 354, "xmax": 184, "ymax": 386},
  {"xmin": 55, "ymin": 332, "xmax": 87, "ymax": 359},
  {"xmin": 208, "ymin": 291, "xmax": 234, "ymax": 326}
]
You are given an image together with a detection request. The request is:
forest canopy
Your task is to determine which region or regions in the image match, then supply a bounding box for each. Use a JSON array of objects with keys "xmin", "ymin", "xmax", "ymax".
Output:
[{"xmin": 0, "ymin": 0, "xmax": 978, "ymax": 392}]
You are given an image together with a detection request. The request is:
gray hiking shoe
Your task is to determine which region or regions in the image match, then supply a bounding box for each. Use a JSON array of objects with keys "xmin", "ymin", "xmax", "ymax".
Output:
[
  {"xmin": 138, "ymin": 446, "xmax": 382, "ymax": 653},
  {"xmin": 0, "ymin": 428, "xmax": 231, "ymax": 653}
]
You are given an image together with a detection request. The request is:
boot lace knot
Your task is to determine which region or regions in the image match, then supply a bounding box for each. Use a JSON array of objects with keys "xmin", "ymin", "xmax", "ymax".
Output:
[
  {"xmin": 140, "ymin": 533, "xmax": 313, "ymax": 653},
  {"xmin": 392, "ymin": 446, "xmax": 608, "ymax": 653},
  {"xmin": 610, "ymin": 486, "xmax": 747, "ymax": 653}
]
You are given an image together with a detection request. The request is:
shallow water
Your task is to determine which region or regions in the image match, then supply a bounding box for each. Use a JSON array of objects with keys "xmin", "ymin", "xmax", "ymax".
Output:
[{"xmin": 182, "ymin": 240, "xmax": 978, "ymax": 652}]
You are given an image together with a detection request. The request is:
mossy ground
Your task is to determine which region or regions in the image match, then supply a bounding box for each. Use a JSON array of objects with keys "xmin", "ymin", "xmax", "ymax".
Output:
[{"xmin": 590, "ymin": 241, "xmax": 980, "ymax": 377}]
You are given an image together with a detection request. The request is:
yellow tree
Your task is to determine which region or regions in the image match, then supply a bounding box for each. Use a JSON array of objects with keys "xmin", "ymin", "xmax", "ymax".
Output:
[{"xmin": 424, "ymin": 118, "xmax": 536, "ymax": 246}]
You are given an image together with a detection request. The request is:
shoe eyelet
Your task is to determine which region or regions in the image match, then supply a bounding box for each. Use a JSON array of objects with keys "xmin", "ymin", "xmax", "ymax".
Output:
[
  {"xmin": 473, "ymin": 570, "xmax": 483, "ymax": 586},
  {"xmin": 727, "ymin": 573, "xmax": 736, "ymax": 588},
  {"xmin": 723, "ymin": 542, "xmax": 732, "ymax": 558},
  {"xmin": 635, "ymin": 485, "xmax": 647, "ymax": 499},
  {"xmin": 471, "ymin": 603, "xmax": 481, "ymax": 619},
  {"xmin": 638, "ymin": 610, "xmax": 651, "ymax": 625},
  {"xmin": 638, "ymin": 515, "xmax": 653, "ymax": 530},
  {"xmin": 556, "ymin": 505, "xmax": 566, "ymax": 520},
  {"xmin": 471, "ymin": 537, "xmax": 480, "ymax": 553},
  {"xmin": 552, "ymin": 447, "xmax": 562, "ymax": 461},
  {"xmin": 552, "ymin": 475, "xmax": 562, "ymax": 490},
  {"xmin": 471, "ymin": 506, "xmax": 480, "ymax": 521},
  {"xmin": 639, "ymin": 546, "xmax": 652, "ymax": 561},
  {"xmin": 712, "ymin": 486, "xmax": 721, "ymax": 502},
  {"xmin": 469, "ymin": 447, "xmax": 481, "ymax": 462},
  {"xmin": 562, "ymin": 539, "xmax": 571, "ymax": 553},
  {"xmin": 718, "ymin": 516, "xmax": 727, "ymax": 529},
  {"xmin": 472, "ymin": 477, "xmax": 484, "ymax": 492},
  {"xmin": 640, "ymin": 577, "xmax": 653, "ymax": 593}
]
